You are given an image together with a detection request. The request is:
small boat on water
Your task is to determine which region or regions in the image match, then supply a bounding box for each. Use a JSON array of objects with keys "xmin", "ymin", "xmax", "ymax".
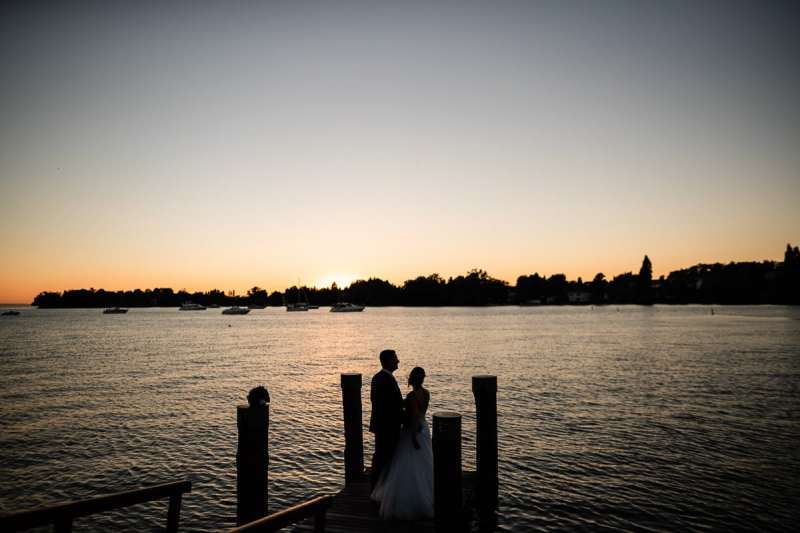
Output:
[
  {"xmin": 103, "ymin": 307, "xmax": 128, "ymax": 314},
  {"xmin": 284, "ymin": 286, "xmax": 319, "ymax": 312},
  {"xmin": 330, "ymin": 302, "xmax": 365, "ymax": 312},
  {"xmin": 222, "ymin": 306, "xmax": 250, "ymax": 315},
  {"xmin": 286, "ymin": 286, "xmax": 316, "ymax": 312},
  {"xmin": 179, "ymin": 302, "xmax": 206, "ymax": 311},
  {"xmin": 2, "ymin": 310, "xmax": 20, "ymax": 316},
  {"xmin": 207, "ymin": 303, "xmax": 220, "ymax": 308}
]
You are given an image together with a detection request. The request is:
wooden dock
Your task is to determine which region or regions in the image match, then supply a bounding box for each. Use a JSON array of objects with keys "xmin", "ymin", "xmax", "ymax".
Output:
[
  {"xmin": 1, "ymin": 373, "xmax": 496, "ymax": 533},
  {"xmin": 291, "ymin": 472, "xmax": 476, "ymax": 533}
]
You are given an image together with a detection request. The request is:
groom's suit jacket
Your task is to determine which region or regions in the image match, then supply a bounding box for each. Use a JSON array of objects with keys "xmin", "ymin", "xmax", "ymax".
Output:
[{"xmin": 369, "ymin": 370, "xmax": 404, "ymax": 435}]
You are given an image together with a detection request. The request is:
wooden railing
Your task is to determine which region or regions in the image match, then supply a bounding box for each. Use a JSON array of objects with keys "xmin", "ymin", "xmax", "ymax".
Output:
[
  {"xmin": 0, "ymin": 479, "xmax": 192, "ymax": 533},
  {"xmin": 224, "ymin": 494, "xmax": 334, "ymax": 533}
]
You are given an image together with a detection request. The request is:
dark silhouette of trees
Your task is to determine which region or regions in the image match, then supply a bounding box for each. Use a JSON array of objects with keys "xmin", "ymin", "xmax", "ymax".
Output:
[
  {"xmin": 784, "ymin": 243, "xmax": 800, "ymax": 304},
  {"xmin": 660, "ymin": 261, "xmax": 782, "ymax": 304},
  {"xmin": 247, "ymin": 286, "xmax": 269, "ymax": 306},
  {"xmin": 29, "ymin": 244, "xmax": 800, "ymax": 307},
  {"xmin": 515, "ymin": 273, "xmax": 546, "ymax": 304},
  {"xmin": 639, "ymin": 255, "xmax": 652, "ymax": 281},
  {"xmin": 152, "ymin": 288, "xmax": 177, "ymax": 306},
  {"xmin": 446, "ymin": 269, "xmax": 508, "ymax": 305},
  {"xmin": 33, "ymin": 291, "xmax": 68, "ymax": 307},
  {"xmin": 345, "ymin": 278, "xmax": 399, "ymax": 306},
  {"xmin": 609, "ymin": 272, "xmax": 637, "ymax": 303},
  {"xmin": 543, "ymin": 274, "xmax": 568, "ymax": 304},
  {"xmin": 402, "ymin": 274, "xmax": 448, "ymax": 306},
  {"xmin": 590, "ymin": 273, "xmax": 607, "ymax": 304},
  {"xmin": 637, "ymin": 255, "xmax": 654, "ymax": 304},
  {"xmin": 267, "ymin": 291, "xmax": 284, "ymax": 307}
]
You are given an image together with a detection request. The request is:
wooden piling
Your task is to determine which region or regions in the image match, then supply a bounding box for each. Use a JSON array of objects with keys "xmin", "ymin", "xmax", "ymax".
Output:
[
  {"xmin": 472, "ymin": 375, "xmax": 498, "ymax": 511},
  {"xmin": 432, "ymin": 411, "xmax": 462, "ymax": 522},
  {"xmin": 340, "ymin": 373, "xmax": 364, "ymax": 484},
  {"xmin": 236, "ymin": 403, "xmax": 269, "ymax": 525}
]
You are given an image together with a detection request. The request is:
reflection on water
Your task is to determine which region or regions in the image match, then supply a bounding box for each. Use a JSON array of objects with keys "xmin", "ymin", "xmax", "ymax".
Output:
[{"xmin": 0, "ymin": 306, "xmax": 798, "ymax": 531}]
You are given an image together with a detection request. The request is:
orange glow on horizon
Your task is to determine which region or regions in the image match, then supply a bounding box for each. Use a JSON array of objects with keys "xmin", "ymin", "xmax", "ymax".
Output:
[
  {"xmin": 1, "ymin": 241, "xmax": 794, "ymax": 305},
  {"xmin": 315, "ymin": 274, "xmax": 357, "ymax": 290}
]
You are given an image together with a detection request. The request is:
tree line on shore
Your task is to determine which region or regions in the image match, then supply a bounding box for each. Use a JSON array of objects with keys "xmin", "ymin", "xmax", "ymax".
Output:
[{"xmin": 32, "ymin": 244, "xmax": 800, "ymax": 308}]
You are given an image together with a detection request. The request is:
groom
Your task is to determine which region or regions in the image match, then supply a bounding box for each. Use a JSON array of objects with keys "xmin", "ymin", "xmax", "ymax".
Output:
[{"xmin": 369, "ymin": 349, "xmax": 404, "ymax": 489}]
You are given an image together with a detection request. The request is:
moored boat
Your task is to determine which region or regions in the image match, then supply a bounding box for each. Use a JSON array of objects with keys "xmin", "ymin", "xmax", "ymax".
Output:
[
  {"xmin": 286, "ymin": 286, "xmax": 316, "ymax": 311},
  {"xmin": 2, "ymin": 310, "xmax": 20, "ymax": 316},
  {"xmin": 222, "ymin": 306, "xmax": 250, "ymax": 315},
  {"xmin": 179, "ymin": 302, "xmax": 206, "ymax": 311},
  {"xmin": 103, "ymin": 307, "xmax": 128, "ymax": 314},
  {"xmin": 330, "ymin": 302, "xmax": 365, "ymax": 312}
]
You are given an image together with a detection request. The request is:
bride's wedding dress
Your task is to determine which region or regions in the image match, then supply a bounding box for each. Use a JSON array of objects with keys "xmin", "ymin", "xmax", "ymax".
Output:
[{"xmin": 370, "ymin": 392, "xmax": 434, "ymax": 520}]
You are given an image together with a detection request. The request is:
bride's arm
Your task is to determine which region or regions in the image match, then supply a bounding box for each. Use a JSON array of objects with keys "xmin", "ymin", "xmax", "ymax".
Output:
[{"xmin": 407, "ymin": 392, "xmax": 422, "ymax": 449}]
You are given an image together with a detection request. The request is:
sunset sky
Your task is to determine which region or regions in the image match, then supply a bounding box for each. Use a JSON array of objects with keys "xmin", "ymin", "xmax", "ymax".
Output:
[{"xmin": 1, "ymin": 2, "xmax": 798, "ymax": 303}]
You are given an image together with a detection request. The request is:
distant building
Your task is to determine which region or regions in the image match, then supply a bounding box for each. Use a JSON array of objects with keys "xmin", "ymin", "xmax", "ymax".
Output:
[{"xmin": 567, "ymin": 290, "xmax": 591, "ymax": 304}]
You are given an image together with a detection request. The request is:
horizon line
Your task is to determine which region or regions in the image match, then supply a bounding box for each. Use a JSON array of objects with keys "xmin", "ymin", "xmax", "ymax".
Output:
[{"xmin": 18, "ymin": 251, "xmax": 797, "ymax": 301}]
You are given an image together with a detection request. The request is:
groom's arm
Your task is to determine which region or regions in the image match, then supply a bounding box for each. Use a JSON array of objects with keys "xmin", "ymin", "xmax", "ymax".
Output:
[
  {"xmin": 369, "ymin": 375, "xmax": 381, "ymax": 432},
  {"xmin": 371, "ymin": 374, "xmax": 390, "ymax": 431}
]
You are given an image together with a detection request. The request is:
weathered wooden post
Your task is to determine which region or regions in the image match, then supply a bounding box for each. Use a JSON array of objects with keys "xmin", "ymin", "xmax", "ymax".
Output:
[
  {"xmin": 472, "ymin": 375, "xmax": 498, "ymax": 511},
  {"xmin": 236, "ymin": 402, "xmax": 269, "ymax": 525},
  {"xmin": 340, "ymin": 373, "xmax": 364, "ymax": 483},
  {"xmin": 166, "ymin": 491, "xmax": 183, "ymax": 533},
  {"xmin": 433, "ymin": 411, "xmax": 462, "ymax": 522}
]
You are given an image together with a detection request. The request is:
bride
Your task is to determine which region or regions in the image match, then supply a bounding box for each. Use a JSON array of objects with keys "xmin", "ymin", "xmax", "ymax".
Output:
[{"xmin": 370, "ymin": 366, "xmax": 434, "ymax": 520}]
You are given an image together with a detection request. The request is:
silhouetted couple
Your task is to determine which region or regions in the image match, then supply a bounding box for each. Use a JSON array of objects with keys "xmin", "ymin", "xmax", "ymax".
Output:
[{"xmin": 369, "ymin": 349, "xmax": 434, "ymax": 520}]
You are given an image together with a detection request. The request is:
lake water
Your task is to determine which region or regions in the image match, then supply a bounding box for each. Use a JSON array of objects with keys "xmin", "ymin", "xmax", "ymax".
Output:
[{"xmin": 0, "ymin": 306, "xmax": 798, "ymax": 532}]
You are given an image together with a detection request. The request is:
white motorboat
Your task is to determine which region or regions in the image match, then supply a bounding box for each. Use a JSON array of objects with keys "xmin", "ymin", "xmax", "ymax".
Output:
[
  {"xmin": 103, "ymin": 307, "xmax": 128, "ymax": 314},
  {"xmin": 222, "ymin": 306, "xmax": 250, "ymax": 315},
  {"xmin": 286, "ymin": 303, "xmax": 309, "ymax": 312},
  {"xmin": 330, "ymin": 302, "xmax": 365, "ymax": 312},
  {"xmin": 179, "ymin": 302, "xmax": 206, "ymax": 311}
]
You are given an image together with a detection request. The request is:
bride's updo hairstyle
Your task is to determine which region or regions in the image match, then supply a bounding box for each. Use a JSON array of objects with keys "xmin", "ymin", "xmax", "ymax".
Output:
[{"xmin": 408, "ymin": 366, "xmax": 426, "ymax": 387}]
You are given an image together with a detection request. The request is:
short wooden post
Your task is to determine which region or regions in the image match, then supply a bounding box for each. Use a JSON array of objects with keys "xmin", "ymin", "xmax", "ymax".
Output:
[
  {"xmin": 340, "ymin": 373, "xmax": 364, "ymax": 484},
  {"xmin": 313, "ymin": 508, "xmax": 327, "ymax": 533},
  {"xmin": 166, "ymin": 493, "xmax": 182, "ymax": 533},
  {"xmin": 433, "ymin": 411, "xmax": 462, "ymax": 521},
  {"xmin": 237, "ymin": 403, "xmax": 269, "ymax": 525},
  {"xmin": 472, "ymin": 375, "xmax": 498, "ymax": 511},
  {"xmin": 54, "ymin": 517, "xmax": 73, "ymax": 533}
]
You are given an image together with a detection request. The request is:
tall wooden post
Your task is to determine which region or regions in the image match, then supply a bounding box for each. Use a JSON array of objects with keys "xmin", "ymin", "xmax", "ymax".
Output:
[
  {"xmin": 433, "ymin": 411, "xmax": 462, "ymax": 521},
  {"xmin": 340, "ymin": 373, "xmax": 363, "ymax": 483},
  {"xmin": 237, "ymin": 403, "xmax": 269, "ymax": 525},
  {"xmin": 472, "ymin": 375, "xmax": 498, "ymax": 511}
]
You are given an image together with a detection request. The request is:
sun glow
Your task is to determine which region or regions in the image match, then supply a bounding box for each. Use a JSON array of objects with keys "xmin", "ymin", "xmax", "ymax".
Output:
[{"xmin": 316, "ymin": 274, "xmax": 357, "ymax": 289}]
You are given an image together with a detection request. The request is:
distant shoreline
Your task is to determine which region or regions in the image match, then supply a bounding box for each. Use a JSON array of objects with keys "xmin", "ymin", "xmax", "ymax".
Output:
[
  {"xmin": 19, "ymin": 244, "xmax": 800, "ymax": 308},
  {"xmin": 19, "ymin": 303, "xmax": 799, "ymax": 309}
]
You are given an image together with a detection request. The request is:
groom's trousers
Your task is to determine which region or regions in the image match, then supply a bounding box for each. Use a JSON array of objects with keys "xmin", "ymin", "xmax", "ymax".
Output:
[{"xmin": 371, "ymin": 429, "xmax": 400, "ymax": 489}]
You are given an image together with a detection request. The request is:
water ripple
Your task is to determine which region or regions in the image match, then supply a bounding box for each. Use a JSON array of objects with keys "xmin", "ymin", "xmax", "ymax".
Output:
[{"xmin": 1, "ymin": 306, "xmax": 799, "ymax": 531}]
